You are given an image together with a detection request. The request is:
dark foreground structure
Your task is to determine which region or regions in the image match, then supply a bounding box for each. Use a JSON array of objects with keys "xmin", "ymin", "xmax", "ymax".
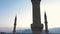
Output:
[
  {"xmin": 13, "ymin": 16, "xmax": 17, "ymax": 34},
  {"xmin": 31, "ymin": 0, "xmax": 43, "ymax": 34},
  {"xmin": 44, "ymin": 12, "xmax": 49, "ymax": 34}
]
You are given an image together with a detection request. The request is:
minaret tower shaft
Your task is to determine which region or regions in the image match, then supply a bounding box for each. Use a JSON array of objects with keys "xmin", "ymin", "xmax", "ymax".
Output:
[
  {"xmin": 31, "ymin": 0, "xmax": 43, "ymax": 34},
  {"xmin": 13, "ymin": 16, "xmax": 17, "ymax": 34},
  {"xmin": 31, "ymin": 0, "xmax": 41, "ymax": 24},
  {"xmin": 44, "ymin": 12, "xmax": 48, "ymax": 34}
]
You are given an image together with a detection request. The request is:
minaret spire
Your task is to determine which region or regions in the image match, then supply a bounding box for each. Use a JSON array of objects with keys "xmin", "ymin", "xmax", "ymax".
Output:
[
  {"xmin": 13, "ymin": 15, "xmax": 17, "ymax": 34},
  {"xmin": 44, "ymin": 12, "xmax": 48, "ymax": 34}
]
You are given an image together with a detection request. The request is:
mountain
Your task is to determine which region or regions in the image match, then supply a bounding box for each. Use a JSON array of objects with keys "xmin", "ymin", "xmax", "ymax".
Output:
[
  {"xmin": 16, "ymin": 28, "xmax": 60, "ymax": 34},
  {"xmin": 16, "ymin": 29, "xmax": 26, "ymax": 33},
  {"xmin": 22, "ymin": 29, "xmax": 32, "ymax": 33},
  {"xmin": 0, "ymin": 27, "xmax": 60, "ymax": 34},
  {"xmin": 49, "ymin": 28, "xmax": 60, "ymax": 33}
]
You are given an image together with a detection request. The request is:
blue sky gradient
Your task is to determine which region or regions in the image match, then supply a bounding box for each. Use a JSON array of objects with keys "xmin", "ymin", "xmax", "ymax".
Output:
[{"xmin": 0, "ymin": 0, "xmax": 60, "ymax": 30}]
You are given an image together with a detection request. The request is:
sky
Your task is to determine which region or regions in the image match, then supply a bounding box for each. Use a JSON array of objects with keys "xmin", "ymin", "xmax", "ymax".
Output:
[{"xmin": 0, "ymin": 0, "xmax": 60, "ymax": 30}]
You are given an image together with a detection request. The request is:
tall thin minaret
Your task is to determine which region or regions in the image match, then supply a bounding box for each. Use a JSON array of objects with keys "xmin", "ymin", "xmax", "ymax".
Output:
[
  {"xmin": 13, "ymin": 16, "xmax": 17, "ymax": 34},
  {"xmin": 31, "ymin": 0, "xmax": 43, "ymax": 34},
  {"xmin": 44, "ymin": 12, "xmax": 48, "ymax": 34}
]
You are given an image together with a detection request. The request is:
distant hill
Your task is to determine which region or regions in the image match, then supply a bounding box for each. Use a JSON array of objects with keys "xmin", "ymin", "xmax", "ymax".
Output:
[
  {"xmin": 49, "ymin": 28, "xmax": 60, "ymax": 33},
  {"xmin": 16, "ymin": 28, "xmax": 60, "ymax": 34},
  {"xmin": 0, "ymin": 27, "xmax": 60, "ymax": 34},
  {"xmin": 16, "ymin": 29, "xmax": 26, "ymax": 33}
]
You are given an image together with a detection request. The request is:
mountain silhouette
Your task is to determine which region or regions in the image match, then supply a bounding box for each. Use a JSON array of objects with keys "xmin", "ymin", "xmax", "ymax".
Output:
[
  {"xmin": 49, "ymin": 28, "xmax": 60, "ymax": 33},
  {"xmin": 0, "ymin": 27, "xmax": 60, "ymax": 34},
  {"xmin": 16, "ymin": 28, "xmax": 60, "ymax": 34}
]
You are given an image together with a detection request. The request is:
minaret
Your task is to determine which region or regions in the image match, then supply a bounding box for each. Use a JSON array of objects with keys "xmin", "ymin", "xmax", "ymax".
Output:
[
  {"xmin": 31, "ymin": 0, "xmax": 43, "ymax": 34},
  {"xmin": 44, "ymin": 12, "xmax": 48, "ymax": 34},
  {"xmin": 13, "ymin": 16, "xmax": 17, "ymax": 34}
]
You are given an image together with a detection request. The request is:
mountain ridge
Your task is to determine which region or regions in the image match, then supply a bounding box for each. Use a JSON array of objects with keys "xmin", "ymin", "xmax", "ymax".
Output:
[{"xmin": 0, "ymin": 27, "xmax": 60, "ymax": 33}]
